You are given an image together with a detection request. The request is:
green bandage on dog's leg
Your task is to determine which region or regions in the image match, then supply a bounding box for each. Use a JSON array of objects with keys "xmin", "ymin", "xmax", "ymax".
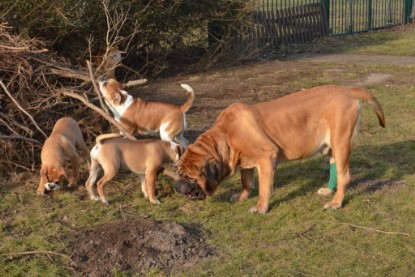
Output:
[{"xmin": 327, "ymin": 162, "xmax": 337, "ymax": 191}]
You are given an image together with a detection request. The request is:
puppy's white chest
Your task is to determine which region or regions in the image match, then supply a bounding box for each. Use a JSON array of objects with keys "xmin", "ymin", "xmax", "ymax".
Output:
[{"xmin": 108, "ymin": 94, "xmax": 134, "ymax": 122}]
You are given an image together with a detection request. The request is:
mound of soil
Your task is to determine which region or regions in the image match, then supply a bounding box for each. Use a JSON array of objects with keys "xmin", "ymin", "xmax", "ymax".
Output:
[{"xmin": 70, "ymin": 218, "xmax": 214, "ymax": 276}]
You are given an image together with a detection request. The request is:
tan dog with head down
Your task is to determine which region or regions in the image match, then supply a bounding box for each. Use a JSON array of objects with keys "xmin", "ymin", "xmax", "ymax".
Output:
[
  {"xmin": 37, "ymin": 117, "xmax": 89, "ymax": 195},
  {"xmin": 174, "ymin": 85, "xmax": 385, "ymax": 213},
  {"xmin": 85, "ymin": 134, "xmax": 183, "ymax": 205},
  {"xmin": 98, "ymin": 77, "xmax": 194, "ymax": 147}
]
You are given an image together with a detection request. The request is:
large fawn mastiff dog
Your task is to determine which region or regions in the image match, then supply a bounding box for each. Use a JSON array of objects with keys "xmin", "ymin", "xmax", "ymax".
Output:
[{"xmin": 174, "ymin": 85, "xmax": 385, "ymax": 213}]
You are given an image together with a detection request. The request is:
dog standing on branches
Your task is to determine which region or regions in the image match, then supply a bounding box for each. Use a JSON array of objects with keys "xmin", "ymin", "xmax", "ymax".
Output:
[{"xmin": 98, "ymin": 77, "xmax": 194, "ymax": 148}]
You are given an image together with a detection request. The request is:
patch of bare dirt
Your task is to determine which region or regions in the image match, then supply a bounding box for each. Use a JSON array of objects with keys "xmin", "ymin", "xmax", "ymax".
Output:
[{"xmin": 70, "ymin": 219, "xmax": 214, "ymax": 276}]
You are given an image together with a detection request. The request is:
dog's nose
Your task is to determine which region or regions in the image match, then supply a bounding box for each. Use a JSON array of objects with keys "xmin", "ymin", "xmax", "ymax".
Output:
[
  {"xmin": 173, "ymin": 182, "xmax": 181, "ymax": 193},
  {"xmin": 99, "ymin": 76, "xmax": 108, "ymax": 82}
]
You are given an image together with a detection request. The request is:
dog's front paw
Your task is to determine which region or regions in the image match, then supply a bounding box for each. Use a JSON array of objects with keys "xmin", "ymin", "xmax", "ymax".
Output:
[
  {"xmin": 317, "ymin": 188, "xmax": 334, "ymax": 197},
  {"xmin": 89, "ymin": 195, "xmax": 100, "ymax": 201},
  {"xmin": 249, "ymin": 205, "xmax": 268, "ymax": 214},
  {"xmin": 230, "ymin": 193, "xmax": 241, "ymax": 202},
  {"xmin": 323, "ymin": 202, "xmax": 342, "ymax": 210},
  {"xmin": 230, "ymin": 190, "xmax": 251, "ymax": 202},
  {"xmin": 36, "ymin": 190, "xmax": 45, "ymax": 196},
  {"xmin": 68, "ymin": 181, "xmax": 77, "ymax": 187},
  {"xmin": 150, "ymin": 199, "xmax": 161, "ymax": 205},
  {"xmin": 100, "ymin": 198, "xmax": 109, "ymax": 206}
]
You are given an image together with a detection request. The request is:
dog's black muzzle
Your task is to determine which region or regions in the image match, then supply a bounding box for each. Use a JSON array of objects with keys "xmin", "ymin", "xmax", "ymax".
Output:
[{"xmin": 174, "ymin": 179, "xmax": 206, "ymax": 200}]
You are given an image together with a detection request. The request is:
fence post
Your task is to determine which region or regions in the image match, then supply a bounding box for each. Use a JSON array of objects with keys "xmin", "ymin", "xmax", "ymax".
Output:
[
  {"xmin": 404, "ymin": 0, "xmax": 414, "ymax": 23},
  {"xmin": 320, "ymin": 0, "xmax": 330, "ymax": 29},
  {"xmin": 368, "ymin": 0, "xmax": 372, "ymax": 30}
]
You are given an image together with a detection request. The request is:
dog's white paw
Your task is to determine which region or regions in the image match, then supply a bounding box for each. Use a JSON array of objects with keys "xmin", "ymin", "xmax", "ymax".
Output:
[
  {"xmin": 89, "ymin": 195, "xmax": 100, "ymax": 201},
  {"xmin": 150, "ymin": 199, "xmax": 161, "ymax": 205},
  {"xmin": 249, "ymin": 206, "xmax": 268, "ymax": 214},
  {"xmin": 100, "ymin": 199, "xmax": 109, "ymax": 206},
  {"xmin": 323, "ymin": 202, "xmax": 342, "ymax": 210},
  {"xmin": 317, "ymin": 188, "xmax": 334, "ymax": 197},
  {"xmin": 230, "ymin": 193, "xmax": 241, "ymax": 202}
]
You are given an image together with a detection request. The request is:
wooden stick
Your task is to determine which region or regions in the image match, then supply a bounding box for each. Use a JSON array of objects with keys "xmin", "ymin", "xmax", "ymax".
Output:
[
  {"xmin": 124, "ymin": 79, "xmax": 148, "ymax": 88},
  {"xmin": 0, "ymin": 135, "xmax": 40, "ymax": 144},
  {"xmin": 1, "ymin": 250, "xmax": 74, "ymax": 263},
  {"xmin": 59, "ymin": 89, "xmax": 136, "ymax": 141},
  {"xmin": 339, "ymin": 222, "xmax": 411, "ymax": 237},
  {"xmin": 86, "ymin": 60, "xmax": 108, "ymax": 114},
  {"xmin": 0, "ymin": 80, "xmax": 48, "ymax": 139},
  {"xmin": 0, "ymin": 45, "xmax": 48, "ymax": 53}
]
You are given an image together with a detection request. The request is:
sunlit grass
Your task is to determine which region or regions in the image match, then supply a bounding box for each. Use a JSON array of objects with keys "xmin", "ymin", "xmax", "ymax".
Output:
[{"xmin": 1, "ymin": 28, "xmax": 415, "ymax": 276}]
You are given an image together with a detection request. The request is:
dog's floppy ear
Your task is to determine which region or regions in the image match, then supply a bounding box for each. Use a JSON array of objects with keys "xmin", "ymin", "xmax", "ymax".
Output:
[
  {"xmin": 204, "ymin": 160, "xmax": 221, "ymax": 193},
  {"xmin": 57, "ymin": 166, "xmax": 69, "ymax": 181}
]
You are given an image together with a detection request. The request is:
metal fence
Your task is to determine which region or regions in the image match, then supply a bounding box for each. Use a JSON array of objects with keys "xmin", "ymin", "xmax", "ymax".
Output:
[{"xmin": 257, "ymin": 0, "xmax": 413, "ymax": 36}]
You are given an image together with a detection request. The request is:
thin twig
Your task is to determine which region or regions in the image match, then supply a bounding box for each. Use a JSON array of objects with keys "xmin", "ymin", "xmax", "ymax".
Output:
[
  {"xmin": 0, "ymin": 135, "xmax": 40, "ymax": 144},
  {"xmin": 59, "ymin": 89, "xmax": 136, "ymax": 141},
  {"xmin": 86, "ymin": 60, "xmax": 109, "ymax": 114},
  {"xmin": 0, "ymin": 80, "xmax": 48, "ymax": 139},
  {"xmin": 339, "ymin": 222, "xmax": 411, "ymax": 237},
  {"xmin": 1, "ymin": 250, "xmax": 74, "ymax": 263}
]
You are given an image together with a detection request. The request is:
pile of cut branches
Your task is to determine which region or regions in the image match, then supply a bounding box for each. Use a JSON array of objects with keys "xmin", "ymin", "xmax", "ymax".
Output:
[{"xmin": 0, "ymin": 23, "xmax": 130, "ymax": 175}]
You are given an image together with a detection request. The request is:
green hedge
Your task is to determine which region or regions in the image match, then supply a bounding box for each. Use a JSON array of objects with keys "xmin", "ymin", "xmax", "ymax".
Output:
[{"xmin": 1, "ymin": 0, "xmax": 252, "ymax": 69}]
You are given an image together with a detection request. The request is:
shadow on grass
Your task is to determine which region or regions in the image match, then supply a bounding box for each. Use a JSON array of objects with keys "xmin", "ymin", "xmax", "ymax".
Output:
[{"xmin": 212, "ymin": 140, "xmax": 414, "ymax": 212}]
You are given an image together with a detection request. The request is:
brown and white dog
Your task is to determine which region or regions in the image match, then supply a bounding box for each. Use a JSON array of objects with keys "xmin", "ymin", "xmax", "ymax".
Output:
[
  {"xmin": 85, "ymin": 134, "xmax": 183, "ymax": 205},
  {"xmin": 37, "ymin": 117, "xmax": 89, "ymax": 195},
  {"xmin": 174, "ymin": 85, "xmax": 385, "ymax": 213},
  {"xmin": 98, "ymin": 77, "xmax": 194, "ymax": 147}
]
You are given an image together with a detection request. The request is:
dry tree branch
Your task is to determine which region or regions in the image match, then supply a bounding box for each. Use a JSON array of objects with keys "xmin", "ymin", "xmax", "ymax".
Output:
[
  {"xmin": 1, "ymin": 250, "xmax": 74, "ymax": 263},
  {"xmin": 0, "ymin": 134, "xmax": 40, "ymax": 144},
  {"xmin": 0, "ymin": 80, "xmax": 48, "ymax": 139},
  {"xmin": 86, "ymin": 60, "xmax": 109, "ymax": 114},
  {"xmin": 58, "ymin": 89, "xmax": 136, "ymax": 141},
  {"xmin": 339, "ymin": 222, "xmax": 411, "ymax": 237}
]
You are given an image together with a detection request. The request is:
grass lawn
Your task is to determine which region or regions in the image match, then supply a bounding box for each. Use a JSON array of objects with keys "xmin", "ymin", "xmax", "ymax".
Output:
[{"xmin": 1, "ymin": 25, "xmax": 415, "ymax": 276}]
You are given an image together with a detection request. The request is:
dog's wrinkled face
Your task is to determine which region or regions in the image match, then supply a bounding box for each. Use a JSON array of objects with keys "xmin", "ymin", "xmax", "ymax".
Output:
[
  {"xmin": 174, "ymin": 145, "xmax": 223, "ymax": 200},
  {"xmin": 174, "ymin": 177, "xmax": 206, "ymax": 200},
  {"xmin": 98, "ymin": 77, "xmax": 127, "ymax": 107}
]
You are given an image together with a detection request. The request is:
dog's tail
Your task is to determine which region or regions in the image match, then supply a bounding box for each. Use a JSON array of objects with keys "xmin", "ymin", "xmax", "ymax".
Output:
[
  {"xmin": 179, "ymin": 84, "xmax": 195, "ymax": 113},
  {"xmin": 96, "ymin": 133, "xmax": 123, "ymax": 145},
  {"xmin": 348, "ymin": 87, "xmax": 385, "ymax": 128}
]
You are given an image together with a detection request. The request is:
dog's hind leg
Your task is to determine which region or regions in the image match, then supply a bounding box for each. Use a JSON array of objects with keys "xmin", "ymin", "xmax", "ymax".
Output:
[
  {"xmin": 325, "ymin": 143, "xmax": 352, "ymax": 210},
  {"xmin": 78, "ymin": 139, "xmax": 90, "ymax": 167},
  {"xmin": 85, "ymin": 159, "xmax": 101, "ymax": 200},
  {"xmin": 231, "ymin": 168, "xmax": 255, "ymax": 202},
  {"xmin": 68, "ymin": 155, "xmax": 80, "ymax": 187},
  {"xmin": 139, "ymin": 174, "xmax": 148, "ymax": 199},
  {"xmin": 96, "ymin": 168, "xmax": 117, "ymax": 205}
]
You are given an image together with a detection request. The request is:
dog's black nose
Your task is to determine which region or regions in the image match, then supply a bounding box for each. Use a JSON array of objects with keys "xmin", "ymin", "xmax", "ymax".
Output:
[
  {"xmin": 173, "ymin": 182, "xmax": 182, "ymax": 193},
  {"xmin": 99, "ymin": 76, "xmax": 108, "ymax": 82}
]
